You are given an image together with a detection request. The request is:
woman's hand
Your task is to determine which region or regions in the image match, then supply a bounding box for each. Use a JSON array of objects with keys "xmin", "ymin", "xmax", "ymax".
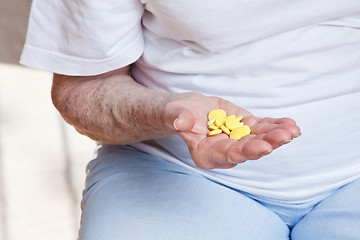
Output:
[{"xmin": 162, "ymin": 92, "xmax": 301, "ymax": 169}]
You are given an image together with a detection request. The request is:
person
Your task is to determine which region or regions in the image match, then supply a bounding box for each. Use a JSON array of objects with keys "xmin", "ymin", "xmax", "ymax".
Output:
[{"xmin": 21, "ymin": 0, "xmax": 360, "ymax": 239}]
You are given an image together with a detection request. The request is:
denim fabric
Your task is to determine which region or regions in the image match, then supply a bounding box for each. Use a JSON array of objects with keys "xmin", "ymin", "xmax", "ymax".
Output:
[{"xmin": 79, "ymin": 145, "xmax": 360, "ymax": 240}]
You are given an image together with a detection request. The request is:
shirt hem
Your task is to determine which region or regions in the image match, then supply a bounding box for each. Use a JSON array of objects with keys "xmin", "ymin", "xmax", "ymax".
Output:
[{"xmin": 20, "ymin": 38, "xmax": 144, "ymax": 76}]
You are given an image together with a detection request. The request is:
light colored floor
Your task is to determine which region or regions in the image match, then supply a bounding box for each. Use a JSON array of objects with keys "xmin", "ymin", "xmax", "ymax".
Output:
[{"xmin": 0, "ymin": 1, "xmax": 96, "ymax": 240}]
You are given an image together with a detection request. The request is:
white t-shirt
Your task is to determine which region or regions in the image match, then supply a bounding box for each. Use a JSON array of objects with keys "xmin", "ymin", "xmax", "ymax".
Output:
[{"xmin": 21, "ymin": 0, "xmax": 360, "ymax": 203}]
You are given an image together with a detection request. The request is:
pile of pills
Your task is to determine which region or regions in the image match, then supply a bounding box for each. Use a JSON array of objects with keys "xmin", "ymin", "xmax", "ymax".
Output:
[{"xmin": 207, "ymin": 109, "xmax": 251, "ymax": 140}]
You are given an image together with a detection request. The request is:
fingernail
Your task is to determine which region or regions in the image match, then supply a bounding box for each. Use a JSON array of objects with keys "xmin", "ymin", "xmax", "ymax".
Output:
[
  {"xmin": 259, "ymin": 149, "xmax": 272, "ymax": 157},
  {"xmin": 173, "ymin": 118, "xmax": 179, "ymax": 131},
  {"xmin": 280, "ymin": 139, "xmax": 292, "ymax": 146},
  {"xmin": 295, "ymin": 132, "xmax": 302, "ymax": 138}
]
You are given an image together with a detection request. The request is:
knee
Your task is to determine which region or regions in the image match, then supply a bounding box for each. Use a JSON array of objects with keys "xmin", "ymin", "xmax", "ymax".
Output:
[{"xmin": 291, "ymin": 210, "xmax": 360, "ymax": 240}]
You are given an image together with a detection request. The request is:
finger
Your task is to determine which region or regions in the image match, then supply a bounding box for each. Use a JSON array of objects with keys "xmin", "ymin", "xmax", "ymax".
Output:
[
  {"xmin": 261, "ymin": 128, "xmax": 294, "ymax": 148},
  {"xmin": 227, "ymin": 138, "xmax": 273, "ymax": 163},
  {"xmin": 251, "ymin": 122, "xmax": 276, "ymax": 135},
  {"xmin": 257, "ymin": 117, "xmax": 278, "ymax": 124},
  {"xmin": 241, "ymin": 116, "xmax": 260, "ymax": 128},
  {"xmin": 258, "ymin": 117, "xmax": 296, "ymax": 125},
  {"xmin": 193, "ymin": 134, "xmax": 242, "ymax": 169},
  {"xmin": 275, "ymin": 117, "xmax": 297, "ymax": 125},
  {"xmin": 241, "ymin": 138, "xmax": 274, "ymax": 159},
  {"xmin": 273, "ymin": 123, "xmax": 301, "ymax": 139},
  {"xmin": 273, "ymin": 118, "xmax": 301, "ymax": 138},
  {"xmin": 258, "ymin": 117, "xmax": 301, "ymax": 138},
  {"xmin": 193, "ymin": 161, "xmax": 238, "ymax": 170},
  {"xmin": 165, "ymin": 107, "xmax": 196, "ymax": 132},
  {"xmin": 210, "ymin": 163, "xmax": 238, "ymax": 169},
  {"xmin": 285, "ymin": 123, "xmax": 301, "ymax": 138},
  {"xmin": 252, "ymin": 122, "xmax": 301, "ymax": 139}
]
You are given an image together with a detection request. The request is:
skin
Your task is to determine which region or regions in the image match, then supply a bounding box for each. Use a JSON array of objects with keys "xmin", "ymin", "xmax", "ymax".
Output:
[{"xmin": 52, "ymin": 65, "xmax": 301, "ymax": 169}]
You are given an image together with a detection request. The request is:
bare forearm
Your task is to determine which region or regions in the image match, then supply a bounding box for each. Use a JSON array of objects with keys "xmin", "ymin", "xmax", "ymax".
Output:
[
  {"xmin": 51, "ymin": 68, "xmax": 174, "ymax": 144},
  {"xmin": 51, "ymin": 67, "xmax": 301, "ymax": 169}
]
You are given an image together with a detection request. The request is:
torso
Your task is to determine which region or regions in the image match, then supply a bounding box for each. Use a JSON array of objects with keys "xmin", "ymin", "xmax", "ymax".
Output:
[{"xmin": 131, "ymin": 1, "xmax": 360, "ymax": 203}]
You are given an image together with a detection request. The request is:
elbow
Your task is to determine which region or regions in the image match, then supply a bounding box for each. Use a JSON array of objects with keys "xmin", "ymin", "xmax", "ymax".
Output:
[{"xmin": 51, "ymin": 73, "xmax": 68, "ymax": 114}]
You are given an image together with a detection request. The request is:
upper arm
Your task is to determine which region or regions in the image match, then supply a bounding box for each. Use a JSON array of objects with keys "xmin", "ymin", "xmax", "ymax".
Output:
[{"xmin": 21, "ymin": 0, "xmax": 144, "ymax": 76}]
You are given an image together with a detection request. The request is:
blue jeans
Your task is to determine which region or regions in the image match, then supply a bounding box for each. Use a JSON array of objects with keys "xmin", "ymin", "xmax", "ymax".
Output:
[{"xmin": 79, "ymin": 145, "xmax": 360, "ymax": 240}]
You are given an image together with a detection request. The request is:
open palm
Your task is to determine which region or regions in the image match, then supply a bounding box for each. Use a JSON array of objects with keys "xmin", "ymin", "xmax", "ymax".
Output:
[{"xmin": 163, "ymin": 92, "xmax": 301, "ymax": 169}]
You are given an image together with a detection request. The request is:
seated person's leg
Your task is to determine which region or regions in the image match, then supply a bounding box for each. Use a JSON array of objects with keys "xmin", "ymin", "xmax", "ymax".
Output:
[
  {"xmin": 79, "ymin": 145, "xmax": 290, "ymax": 240},
  {"xmin": 291, "ymin": 177, "xmax": 360, "ymax": 240}
]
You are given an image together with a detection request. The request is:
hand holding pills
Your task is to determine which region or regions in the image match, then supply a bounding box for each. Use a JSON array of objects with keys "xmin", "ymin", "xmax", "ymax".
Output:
[
  {"xmin": 163, "ymin": 93, "xmax": 301, "ymax": 169},
  {"xmin": 207, "ymin": 109, "xmax": 251, "ymax": 140}
]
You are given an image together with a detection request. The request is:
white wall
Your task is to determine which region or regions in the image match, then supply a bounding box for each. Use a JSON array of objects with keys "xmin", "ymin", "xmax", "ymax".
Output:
[{"xmin": 0, "ymin": 1, "xmax": 96, "ymax": 239}]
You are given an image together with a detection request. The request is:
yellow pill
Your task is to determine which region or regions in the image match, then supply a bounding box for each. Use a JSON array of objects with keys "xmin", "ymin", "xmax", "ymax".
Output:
[
  {"xmin": 225, "ymin": 117, "xmax": 241, "ymax": 130},
  {"xmin": 208, "ymin": 109, "xmax": 227, "ymax": 121},
  {"xmin": 215, "ymin": 117, "xmax": 226, "ymax": 127},
  {"xmin": 208, "ymin": 124, "xmax": 219, "ymax": 130},
  {"xmin": 236, "ymin": 116, "xmax": 243, "ymax": 122},
  {"xmin": 229, "ymin": 125, "xmax": 251, "ymax": 140},
  {"xmin": 220, "ymin": 125, "xmax": 230, "ymax": 135},
  {"xmin": 240, "ymin": 125, "xmax": 251, "ymax": 136},
  {"xmin": 226, "ymin": 115, "xmax": 236, "ymax": 120},
  {"xmin": 207, "ymin": 117, "xmax": 216, "ymax": 126},
  {"xmin": 208, "ymin": 129, "xmax": 223, "ymax": 136}
]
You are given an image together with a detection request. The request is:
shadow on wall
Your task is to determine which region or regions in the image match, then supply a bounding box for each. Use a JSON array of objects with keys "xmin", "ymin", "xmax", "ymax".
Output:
[{"xmin": 0, "ymin": 0, "xmax": 32, "ymax": 64}]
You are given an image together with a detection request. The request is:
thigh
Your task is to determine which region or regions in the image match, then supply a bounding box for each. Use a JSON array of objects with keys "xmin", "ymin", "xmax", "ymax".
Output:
[
  {"xmin": 291, "ymin": 177, "xmax": 360, "ymax": 240},
  {"xmin": 79, "ymin": 145, "xmax": 290, "ymax": 240}
]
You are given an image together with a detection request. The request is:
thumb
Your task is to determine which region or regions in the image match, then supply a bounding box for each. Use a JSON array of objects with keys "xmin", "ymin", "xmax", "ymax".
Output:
[{"xmin": 167, "ymin": 107, "xmax": 196, "ymax": 132}]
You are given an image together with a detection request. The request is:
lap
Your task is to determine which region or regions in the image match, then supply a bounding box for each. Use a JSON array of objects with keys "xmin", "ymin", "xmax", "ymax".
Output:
[
  {"xmin": 79, "ymin": 145, "xmax": 290, "ymax": 240},
  {"xmin": 291, "ymin": 177, "xmax": 360, "ymax": 240}
]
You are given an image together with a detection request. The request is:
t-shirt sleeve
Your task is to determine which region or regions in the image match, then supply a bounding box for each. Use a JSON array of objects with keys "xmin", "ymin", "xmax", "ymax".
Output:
[{"xmin": 20, "ymin": 0, "xmax": 144, "ymax": 76}]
